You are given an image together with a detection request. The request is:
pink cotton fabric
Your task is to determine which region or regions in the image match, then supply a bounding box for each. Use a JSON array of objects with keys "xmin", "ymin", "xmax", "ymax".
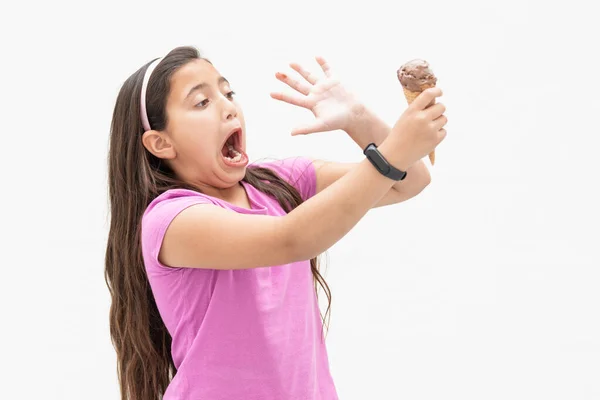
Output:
[{"xmin": 141, "ymin": 157, "xmax": 338, "ymax": 400}]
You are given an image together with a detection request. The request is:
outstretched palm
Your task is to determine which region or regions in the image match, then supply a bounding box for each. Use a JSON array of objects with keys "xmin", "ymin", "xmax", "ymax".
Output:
[{"xmin": 270, "ymin": 56, "xmax": 362, "ymax": 136}]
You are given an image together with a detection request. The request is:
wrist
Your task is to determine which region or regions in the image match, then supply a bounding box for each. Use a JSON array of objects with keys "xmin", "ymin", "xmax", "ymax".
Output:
[
  {"xmin": 343, "ymin": 103, "xmax": 373, "ymax": 138},
  {"xmin": 344, "ymin": 105, "xmax": 390, "ymax": 148},
  {"xmin": 376, "ymin": 138, "xmax": 411, "ymax": 172}
]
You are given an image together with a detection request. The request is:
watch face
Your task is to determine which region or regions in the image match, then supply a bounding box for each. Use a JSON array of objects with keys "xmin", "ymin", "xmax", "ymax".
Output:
[{"xmin": 367, "ymin": 148, "xmax": 390, "ymax": 173}]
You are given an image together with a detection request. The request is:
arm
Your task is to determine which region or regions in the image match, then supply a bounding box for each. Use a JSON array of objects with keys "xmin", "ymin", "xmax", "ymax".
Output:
[
  {"xmin": 311, "ymin": 106, "xmax": 431, "ymax": 207},
  {"xmin": 160, "ymin": 147, "xmax": 406, "ymax": 270},
  {"xmin": 312, "ymin": 158, "xmax": 429, "ymax": 208}
]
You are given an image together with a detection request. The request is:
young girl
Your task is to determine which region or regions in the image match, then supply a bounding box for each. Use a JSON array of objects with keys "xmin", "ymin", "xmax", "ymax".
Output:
[{"xmin": 105, "ymin": 46, "xmax": 446, "ymax": 400}]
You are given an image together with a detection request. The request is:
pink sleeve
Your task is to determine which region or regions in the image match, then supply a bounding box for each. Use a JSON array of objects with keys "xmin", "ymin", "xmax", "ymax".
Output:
[
  {"xmin": 254, "ymin": 156, "xmax": 317, "ymax": 201},
  {"xmin": 141, "ymin": 194, "xmax": 212, "ymax": 272}
]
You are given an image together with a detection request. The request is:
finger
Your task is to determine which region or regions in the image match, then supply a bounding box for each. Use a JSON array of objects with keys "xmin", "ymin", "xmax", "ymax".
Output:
[
  {"xmin": 290, "ymin": 62, "xmax": 319, "ymax": 85},
  {"xmin": 411, "ymin": 87, "xmax": 443, "ymax": 110},
  {"xmin": 432, "ymin": 115, "xmax": 448, "ymax": 131},
  {"xmin": 270, "ymin": 91, "xmax": 309, "ymax": 109},
  {"xmin": 291, "ymin": 120, "xmax": 329, "ymax": 136},
  {"xmin": 425, "ymin": 102, "xmax": 446, "ymax": 119},
  {"xmin": 275, "ymin": 72, "xmax": 311, "ymax": 96},
  {"xmin": 316, "ymin": 56, "xmax": 332, "ymax": 78},
  {"xmin": 437, "ymin": 128, "xmax": 447, "ymax": 143}
]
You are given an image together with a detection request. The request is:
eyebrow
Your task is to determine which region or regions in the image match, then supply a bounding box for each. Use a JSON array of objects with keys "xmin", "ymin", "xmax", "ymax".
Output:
[{"xmin": 185, "ymin": 76, "xmax": 229, "ymax": 100}]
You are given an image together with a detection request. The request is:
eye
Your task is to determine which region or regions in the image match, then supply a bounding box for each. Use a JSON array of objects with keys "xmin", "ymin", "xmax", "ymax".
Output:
[
  {"xmin": 195, "ymin": 99, "xmax": 209, "ymax": 108},
  {"xmin": 226, "ymin": 91, "xmax": 236, "ymax": 100}
]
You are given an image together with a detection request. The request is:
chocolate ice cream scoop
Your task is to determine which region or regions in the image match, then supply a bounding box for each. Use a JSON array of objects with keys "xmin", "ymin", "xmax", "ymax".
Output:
[{"xmin": 397, "ymin": 59, "xmax": 437, "ymax": 92}]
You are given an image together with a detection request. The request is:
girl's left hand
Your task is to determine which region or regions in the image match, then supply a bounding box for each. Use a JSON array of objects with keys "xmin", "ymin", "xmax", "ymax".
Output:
[{"xmin": 270, "ymin": 56, "xmax": 365, "ymax": 136}]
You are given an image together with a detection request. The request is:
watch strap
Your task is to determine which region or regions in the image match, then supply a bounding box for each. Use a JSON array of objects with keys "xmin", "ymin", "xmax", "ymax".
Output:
[{"xmin": 363, "ymin": 143, "xmax": 407, "ymax": 181}]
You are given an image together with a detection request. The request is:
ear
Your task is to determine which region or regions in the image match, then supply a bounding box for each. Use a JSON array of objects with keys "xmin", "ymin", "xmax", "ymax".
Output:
[{"xmin": 141, "ymin": 130, "xmax": 176, "ymax": 160}]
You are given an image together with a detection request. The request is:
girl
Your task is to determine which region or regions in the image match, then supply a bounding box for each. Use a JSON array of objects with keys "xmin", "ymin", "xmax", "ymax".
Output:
[{"xmin": 105, "ymin": 46, "xmax": 446, "ymax": 400}]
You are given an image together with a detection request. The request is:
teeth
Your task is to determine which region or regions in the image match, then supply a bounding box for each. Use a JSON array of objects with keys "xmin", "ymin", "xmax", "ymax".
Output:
[
  {"xmin": 225, "ymin": 153, "xmax": 243, "ymax": 162},
  {"xmin": 225, "ymin": 143, "xmax": 243, "ymax": 162},
  {"xmin": 227, "ymin": 144, "xmax": 241, "ymax": 156}
]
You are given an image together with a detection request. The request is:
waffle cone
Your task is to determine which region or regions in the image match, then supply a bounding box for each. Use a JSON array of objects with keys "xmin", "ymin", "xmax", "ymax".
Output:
[
  {"xmin": 402, "ymin": 86, "xmax": 436, "ymax": 165},
  {"xmin": 402, "ymin": 87, "xmax": 422, "ymax": 104}
]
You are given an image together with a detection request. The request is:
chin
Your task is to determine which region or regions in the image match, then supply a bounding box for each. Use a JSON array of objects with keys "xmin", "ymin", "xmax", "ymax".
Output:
[{"xmin": 217, "ymin": 158, "xmax": 248, "ymax": 183}]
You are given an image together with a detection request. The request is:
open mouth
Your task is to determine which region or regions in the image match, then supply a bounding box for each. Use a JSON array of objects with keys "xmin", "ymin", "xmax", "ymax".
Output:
[{"xmin": 221, "ymin": 129, "xmax": 246, "ymax": 165}]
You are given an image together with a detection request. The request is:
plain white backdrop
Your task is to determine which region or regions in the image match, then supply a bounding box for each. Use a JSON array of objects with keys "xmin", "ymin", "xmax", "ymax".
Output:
[{"xmin": 1, "ymin": 0, "xmax": 599, "ymax": 398}]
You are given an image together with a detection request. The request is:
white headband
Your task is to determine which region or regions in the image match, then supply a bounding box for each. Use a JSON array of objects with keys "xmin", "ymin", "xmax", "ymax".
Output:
[{"xmin": 140, "ymin": 57, "xmax": 163, "ymax": 132}]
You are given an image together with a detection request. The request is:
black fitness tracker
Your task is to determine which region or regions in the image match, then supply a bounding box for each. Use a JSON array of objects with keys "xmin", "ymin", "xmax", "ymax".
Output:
[{"xmin": 363, "ymin": 143, "xmax": 407, "ymax": 181}]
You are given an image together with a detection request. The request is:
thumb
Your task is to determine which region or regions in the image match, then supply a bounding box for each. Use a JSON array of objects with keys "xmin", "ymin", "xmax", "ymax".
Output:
[{"xmin": 291, "ymin": 120, "xmax": 329, "ymax": 136}]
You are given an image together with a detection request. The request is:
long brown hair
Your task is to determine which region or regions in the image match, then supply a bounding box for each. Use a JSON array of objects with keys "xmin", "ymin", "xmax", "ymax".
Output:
[{"xmin": 104, "ymin": 46, "xmax": 332, "ymax": 399}]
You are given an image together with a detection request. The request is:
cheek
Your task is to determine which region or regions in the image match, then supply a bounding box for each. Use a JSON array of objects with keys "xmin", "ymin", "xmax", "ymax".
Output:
[
  {"xmin": 174, "ymin": 113, "xmax": 220, "ymax": 147},
  {"xmin": 181, "ymin": 133, "xmax": 219, "ymax": 157}
]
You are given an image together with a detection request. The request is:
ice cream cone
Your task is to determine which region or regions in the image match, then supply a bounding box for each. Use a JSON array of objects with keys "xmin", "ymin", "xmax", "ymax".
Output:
[{"xmin": 397, "ymin": 59, "xmax": 439, "ymax": 166}]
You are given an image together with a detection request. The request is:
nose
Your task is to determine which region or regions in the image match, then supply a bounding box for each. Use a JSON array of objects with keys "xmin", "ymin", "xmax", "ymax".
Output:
[{"xmin": 221, "ymin": 95, "xmax": 237, "ymax": 121}]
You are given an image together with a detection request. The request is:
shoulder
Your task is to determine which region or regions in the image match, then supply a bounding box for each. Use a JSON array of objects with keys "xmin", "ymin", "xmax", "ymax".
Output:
[
  {"xmin": 140, "ymin": 189, "xmax": 214, "ymax": 267},
  {"xmin": 250, "ymin": 156, "xmax": 316, "ymax": 200},
  {"xmin": 142, "ymin": 188, "xmax": 214, "ymax": 225}
]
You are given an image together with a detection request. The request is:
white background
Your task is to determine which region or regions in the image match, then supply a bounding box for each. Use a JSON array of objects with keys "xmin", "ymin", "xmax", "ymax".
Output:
[{"xmin": 1, "ymin": 0, "xmax": 599, "ymax": 398}]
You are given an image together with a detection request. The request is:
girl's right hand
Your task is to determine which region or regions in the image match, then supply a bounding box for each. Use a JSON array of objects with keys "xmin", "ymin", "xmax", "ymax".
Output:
[{"xmin": 379, "ymin": 87, "xmax": 447, "ymax": 171}]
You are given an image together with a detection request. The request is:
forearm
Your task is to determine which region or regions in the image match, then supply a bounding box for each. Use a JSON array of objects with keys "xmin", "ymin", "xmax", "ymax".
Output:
[
  {"xmin": 345, "ymin": 105, "xmax": 431, "ymax": 191},
  {"xmin": 285, "ymin": 158, "xmax": 398, "ymax": 261}
]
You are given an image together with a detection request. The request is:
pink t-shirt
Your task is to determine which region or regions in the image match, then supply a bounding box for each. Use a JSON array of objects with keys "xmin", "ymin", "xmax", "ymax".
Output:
[{"xmin": 141, "ymin": 157, "xmax": 338, "ymax": 400}]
